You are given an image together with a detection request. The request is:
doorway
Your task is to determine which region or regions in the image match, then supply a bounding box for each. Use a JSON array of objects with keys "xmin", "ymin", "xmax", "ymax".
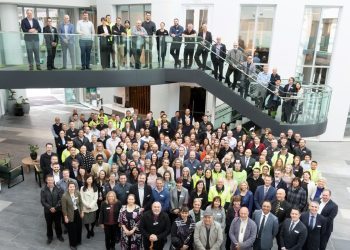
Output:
[{"xmin": 179, "ymin": 86, "xmax": 206, "ymax": 122}]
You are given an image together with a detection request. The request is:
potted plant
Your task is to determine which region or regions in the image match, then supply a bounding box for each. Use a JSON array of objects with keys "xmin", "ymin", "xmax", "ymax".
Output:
[
  {"xmin": 29, "ymin": 144, "xmax": 39, "ymax": 160},
  {"xmin": 18, "ymin": 96, "xmax": 30, "ymax": 114},
  {"xmin": 14, "ymin": 99, "xmax": 24, "ymax": 116},
  {"xmin": 7, "ymin": 89, "xmax": 17, "ymax": 115}
]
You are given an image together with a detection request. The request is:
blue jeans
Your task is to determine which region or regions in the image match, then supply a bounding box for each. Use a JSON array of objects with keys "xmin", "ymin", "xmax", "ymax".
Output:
[{"xmin": 79, "ymin": 39, "xmax": 92, "ymax": 68}]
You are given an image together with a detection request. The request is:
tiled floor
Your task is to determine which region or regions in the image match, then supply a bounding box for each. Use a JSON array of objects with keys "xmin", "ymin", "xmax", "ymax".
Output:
[{"xmin": 0, "ymin": 101, "xmax": 349, "ymax": 249}]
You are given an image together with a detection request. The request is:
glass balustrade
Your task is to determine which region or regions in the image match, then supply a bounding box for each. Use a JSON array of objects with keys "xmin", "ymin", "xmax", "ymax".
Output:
[{"xmin": 0, "ymin": 32, "xmax": 332, "ymax": 127}]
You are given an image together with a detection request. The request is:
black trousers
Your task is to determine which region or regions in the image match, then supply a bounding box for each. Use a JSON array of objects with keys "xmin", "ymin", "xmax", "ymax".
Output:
[
  {"xmin": 225, "ymin": 65, "xmax": 241, "ymax": 89},
  {"xmin": 67, "ymin": 210, "xmax": 82, "ymax": 247},
  {"xmin": 281, "ymin": 101, "xmax": 294, "ymax": 123},
  {"xmin": 170, "ymin": 43, "xmax": 181, "ymax": 65},
  {"xmin": 46, "ymin": 45, "xmax": 57, "ymax": 69},
  {"xmin": 100, "ymin": 44, "xmax": 111, "ymax": 69},
  {"xmin": 133, "ymin": 49, "xmax": 142, "ymax": 69},
  {"xmin": 183, "ymin": 47, "xmax": 195, "ymax": 68},
  {"xmin": 239, "ymin": 79, "xmax": 250, "ymax": 99},
  {"xmin": 144, "ymin": 38, "xmax": 153, "ymax": 66},
  {"xmin": 194, "ymin": 48, "xmax": 209, "ymax": 69},
  {"xmin": 45, "ymin": 211, "xmax": 62, "ymax": 239},
  {"xmin": 212, "ymin": 59, "xmax": 224, "ymax": 81},
  {"xmin": 104, "ymin": 224, "xmax": 118, "ymax": 250}
]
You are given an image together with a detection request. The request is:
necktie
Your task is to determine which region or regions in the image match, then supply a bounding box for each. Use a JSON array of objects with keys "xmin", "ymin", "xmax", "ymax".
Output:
[
  {"xmin": 289, "ymin": 222, "xmax": 295, "ymax": 232},
  {"xmin": 245, "ymin": 158, "xmax": 249, "ymax": 167},
  {"xmin": 264, "ymin": 187, "xmax": 269, "ymax": 197},
  {"xmin": 257, "ymin": 215, "xmax": 266, "ymax": 239},
  {"xmin": 275, "ymin": 201, "xmax": 280, "ymax": 214},
  {"xmin": 309, "ymin": 215, "xmax": 315, "ymax": 230}
]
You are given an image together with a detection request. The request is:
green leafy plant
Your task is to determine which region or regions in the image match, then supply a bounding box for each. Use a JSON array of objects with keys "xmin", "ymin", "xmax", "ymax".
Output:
[
  {"xmin": 28, "ymin": 144, "xmax": 39, "ymax": 153},
  {"xmin": 8, "ymin": 89, "xmax": 16, "ymax": 100}
]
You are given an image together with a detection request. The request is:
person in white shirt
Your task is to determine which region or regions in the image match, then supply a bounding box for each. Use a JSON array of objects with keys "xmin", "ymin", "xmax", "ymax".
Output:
[
  {"xmin": 106, "ymin": 130, "xmax": 121, "ymax": 154},
  {"xmin": 223, "ymin": 131, "xmax": 237, "ymax": 150},
  {"xmin": 76, "ymin": 11, "xmax": 95, "ymax": 70}
]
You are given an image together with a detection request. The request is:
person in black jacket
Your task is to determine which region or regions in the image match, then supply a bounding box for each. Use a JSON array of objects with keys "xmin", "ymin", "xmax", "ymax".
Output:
[
  {"xmin": 97, "ymin": 17, "xmax": 112, "ymax": 69},
  {"xmin": 300, "ymin": 201, "xmax": 327, "ymax": 250},
  {"xmin": 211, "ymin": 37, "xmax": 226, "ymax": 81},
  {"xmin": 225, "ymin": 195, "xmax": 241, "ymax": 250},
  {"xmin": 43, "ymin": 17, "xmax": 59, "ymax": 70},
  {"xmin": 139, "ymin": 201, "xmax": 171, "ymax": 250},
  {"xmin": 99, "ymin": 191, "xmax": 122, "ymax": 250},
  {"xmin": 194, "ymin": 23, "xmax": 212, "ymax": 70},
  {"xmin": 40, "ymin": 175, "xmax": 64, "ymax": 244},
  {"xmin": 281, "ymin": 77, "xmax": 297, "ymax": 123},
  {"xmin": 279, "ymin": 208, "xmax": 308, "ymax": 250},
  {"xmin": 40, "ymin": 143, "xmax": 58, "ymax": 181},
  {"xmin": 129, "ymin": 172, "xmax": 154, "ymax": 212}
]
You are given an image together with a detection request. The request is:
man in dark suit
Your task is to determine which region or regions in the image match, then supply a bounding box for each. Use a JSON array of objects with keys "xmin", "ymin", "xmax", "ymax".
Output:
[
  {"xmin": 300, "ymin": 201, "xmax": 326, "ymax": 250},
  {"xmin": 40, "ymin": 143, "xmax": 58, "ymax": 180},
  {"xmin": 254, "ymin": 175, "xmax": 276, "ymax": 210},
  {"xmin": 21, "ymin": 9, "xmax": 42, "ymax": 70},
  {"xmin": 182, "ymin": 23, "xmax": 197, "ymax": 69},
  {"xmin": 318, "ymin": 189, "xmax": 338, "ymax": 250},
  {"xmin": 211, "ymin": 37, "xmax": 226, "ymax": 81},
  {"xmin": 272, "ymin": 169, "xmax": 288, "ymax": 193},
  {"xmin": 247, "ymin": 168, "xmax": 264, "ymax": 194},
  {"xmin": 271, "ymin": 189, "xmax": 292, "ymax": 224},
  {"xmin": 252, "ymin": 201, "xmax": 279, "ymax": 250},
  {"xmin": 194, "ymin": 23, "xmax": 212, "ymax": 70},
  {"xmin": 58, "ymin": 14, "xmax": 75, "ymax": 69},
  {"xmin": 73, "ymin": 130, "xmax": 90, "ymax": 150},
  {"xmin": 130, "ymin": 114, "xmax": 143, "ymax": 132},
  {"xmin": 170, "ymin": 111, "xmax": 180, "ymax": 135},
  {"xmin": 240, "ymin": 149, "xmax": 256, "ymax": 176},
  {"xmin": 43, "ymin": 17, "xmax": 59, "ymax": 70},
  {"xmin": 280, "ymin": 208, "xmax": 308, "ymax": 250},
  {"xmin": 129, "ymin": 173, "xmax": 154, "ymax": 212},
  {"xmin": 281, "ymin": 77, "xmax": 297, "ymax": 123}
]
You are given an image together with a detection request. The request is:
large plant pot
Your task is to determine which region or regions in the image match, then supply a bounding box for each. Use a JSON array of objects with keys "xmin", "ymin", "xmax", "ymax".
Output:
[
  {"xmin": 14, "ymin": 105, "xmax": 24, "ymax": 116},
  {"xmin": 6, "ymin": 99, "xmax": 16, "ymax": 115},
  {"xmin": 22, "ymin": 103, "xmax": 30, "ymax": 114},
  {"xmin": 30, "ymin": 152, "xmax": 37, "ymax": 160}
]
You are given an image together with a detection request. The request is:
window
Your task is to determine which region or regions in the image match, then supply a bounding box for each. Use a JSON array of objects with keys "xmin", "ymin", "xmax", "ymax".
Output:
[
  {"xmin": 238, "ymin": 5, "xmax": 275, "ymax": 64},
  {"xmin": 296, "ymin": 7, "xmax": 340, "ymax": 85},
  {"xmin": 116, "ymin": 4, "xmax": 151, "ymax": 26}
]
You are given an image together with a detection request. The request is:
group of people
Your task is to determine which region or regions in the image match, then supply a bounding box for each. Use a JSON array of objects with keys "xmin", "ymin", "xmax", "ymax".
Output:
[{"xmin": 40, "ymin": 106, "xmax": 338, "ymax": 250}]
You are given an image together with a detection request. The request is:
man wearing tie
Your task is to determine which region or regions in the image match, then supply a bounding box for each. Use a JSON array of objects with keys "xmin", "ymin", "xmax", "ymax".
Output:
[
  {"xmin": 240, "ymin": 149, "xmax": 256, "ymax": 176},
  {"xmin": 225, "ymin": 42, "xmax": 244, "ymax": 90},
  {"xmin": 21, "ymin": 9, "xmax": 41, "ymax": 70},
  {"xmin": 254, "ymin": 175, "xmax": 276, "ymax": 210},
  {"xmin": 280, "ymin": 208, "xmax": 308, "ymax": 250},
  {"xmin": 300, "ymin": 201, "xmax": 326, "ymax": 250},
  {"xmin": 43, "ymin": 17, "xmax": 59, "ymax": 70},
  {"xmin": 272, "ymin": 169, "xmax": 288, "ymax": 193},
  {"xmin": 252, "ymin": 201, "xmax": 279, "ymax": 250},
  {"xmin": 58, "ymin": 15, "xmax": 75, "ymax": 69},
  {"xmin": 281, "ymin": 77, "xmax": 297, "ymax": 123}
]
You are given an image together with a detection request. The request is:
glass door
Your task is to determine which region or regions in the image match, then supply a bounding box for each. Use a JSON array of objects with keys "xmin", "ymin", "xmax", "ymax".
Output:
[{"xmin": 184, "ymin": 5, "xmax": 212, "ymax": 32}]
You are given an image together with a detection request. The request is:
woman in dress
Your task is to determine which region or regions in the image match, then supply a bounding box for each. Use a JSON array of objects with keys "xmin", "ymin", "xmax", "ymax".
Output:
[
  {"xmin": 80, "ymin": 174, "xmax": 98, "ymax": 239},
  {"xmin": 61, "ymin": 181, "xmax": 83, "ymax": 249},
  {"xmin": 99, "ymin": 191, "xmax": 122, "ymax": 250},
  {"xmin": 119, "ymin": 194, "xmax": 142, "ymax": 250}
]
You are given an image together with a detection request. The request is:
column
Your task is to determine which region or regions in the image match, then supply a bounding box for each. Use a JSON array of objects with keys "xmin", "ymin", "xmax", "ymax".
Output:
[{"xmin": 0, "ymin": 4, "xmax": 23, "ymax": 65}]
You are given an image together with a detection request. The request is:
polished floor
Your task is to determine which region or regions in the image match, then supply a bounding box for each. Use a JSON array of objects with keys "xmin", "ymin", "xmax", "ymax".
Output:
[{"xmin": 0, "ymin": 99, "xmax": 349, "ymax": 249}]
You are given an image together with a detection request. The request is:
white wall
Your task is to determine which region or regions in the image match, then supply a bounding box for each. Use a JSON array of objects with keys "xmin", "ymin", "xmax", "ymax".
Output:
[
  {"xmin": 0, "ymin": 0, "xmax": 92, "ymax": 7},
  {"xmin": 150, "ymin": 83, "xmax": 180, "ymax": 117}
]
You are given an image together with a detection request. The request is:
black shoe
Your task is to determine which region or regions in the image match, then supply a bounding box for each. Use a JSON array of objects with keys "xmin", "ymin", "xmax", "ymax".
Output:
[
  {"xmin": 29, "ymin": 65, "xmax": 34, "ymax": 71},
  {"xmin": 47, "ymin": 238, "xmax": 52, "ymax": 245},
  {"xmin": 36, "ymin": 65, "xmax": 42, "ymax": 70},
  {"xmin": 149, "ymin": 64, "xmax": 152, "ymax": 69},
  {"xmin": 70, "ymin": 247, "xmax": 77, "ymax": 250},
  {"xmin": 90, "ymin": 230, "xmax": 94, "ymax": 237},
  {"xmin": 143, "ymin": 65, "xmax": 148, "ymax": 68},
  {"xmin": 58, "ymin": 236, "xmax": 64, "ymax": 242},
  {"xmin": 64, "ymin": 229, "xmax": 68, "ymax": 234},
  {"xmin": 130, "ymin": 63, "xmax": 134, "ymax": 68},
  {"xmin": 86, "ymin": 67, "xmax": 91, "ymax": 70},
  {"xmin": 178, "ymin": 61, "xmax": 181, "ymax": 68},
  {"xmin": 47, "ymin": 67, "xmax": 52, "ymax": 71},
  {"xmin": 112, "ymin": 62, "xmax": 116, "ymax": 68},
  {"xmin": 52, "ymin": 66, "xmax": 58, "ymax": 70},
  {"xmin": 81, "ymin": 67, "xmax": 85, "ymax": 70},
  {"xmin": 87, "ymin": 231, "xmax": 90, "ymax": 239}
]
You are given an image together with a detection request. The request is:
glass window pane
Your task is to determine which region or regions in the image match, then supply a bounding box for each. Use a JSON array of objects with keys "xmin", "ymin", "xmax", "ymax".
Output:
[
  {"xmin": 199, "ymin": 9, "xmax": 208, "ymax": 28},
  {"xmin": 312, "ymin": 67, "xmax": 327, "ymax": 85},
  {"xmin": 36, "ymin": 8, "xmax": 47, "ymax": 28},
  {"xmin": 18, "ymin": 7, "xmax": 24, "ymax": 30},
  {"xmin": 255, "ymin": 6, "xmax": 274, "ymax": 63},
  {"xmin": 48, "ymin": 9, "xmax": 58, "ymax": 28},
  {"xmin": 117, "ymin": 5, "xmax": 129, "ymax": 21},
  {"xmin": 302, "ymin": 67, "xmax": 313, "ymax": 84},
  {"xmin": 129, "ymin": 5, "xmax": 143, "ymax": 26},
  {"xmin": 315, "ymin": 8, "xmax": 339, "ymax": 66},
  {"xmin": 145, "ymin": 4, "xmax": 151, "ymax": 13},
  {"xmin": 239, "ymin": 6, "xmax": 257, "ymax": 55},
  {"xmin": 186, "ymin": 9, "xmax": 194, "ymax": 26}
]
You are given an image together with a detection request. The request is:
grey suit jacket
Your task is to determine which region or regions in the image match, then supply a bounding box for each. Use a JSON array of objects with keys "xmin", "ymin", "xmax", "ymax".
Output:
[
  {"xmin": 61, "ymin": 191, "xmax": 83, "ymax": 222},
  {"xmin": 194, "ymin": 220, "xmax": 223, "ymax": 250},
  {"xmin": 227, "ymin": 48, "xmax": 243, "ymax": 65},
  {"xmin": 252, "ymin": 210, "xmax": 279, "ymax": 249},
  {"xmin": 229, "ymin": 217, "xmax": 257, "ymax": 250},
  {"xmin": 170, "ymin": 187, "xmax": 189, "ymax": 211}
]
